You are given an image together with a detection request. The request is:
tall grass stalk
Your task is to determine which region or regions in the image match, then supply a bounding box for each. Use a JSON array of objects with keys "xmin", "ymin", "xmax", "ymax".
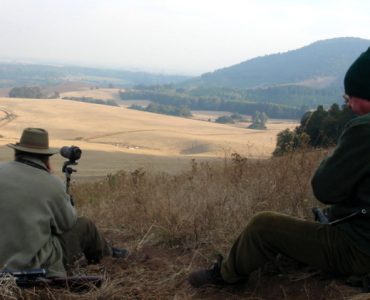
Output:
[{"xmin": 73, "ymin": 149, "xmax": 327, "ymax": 251}]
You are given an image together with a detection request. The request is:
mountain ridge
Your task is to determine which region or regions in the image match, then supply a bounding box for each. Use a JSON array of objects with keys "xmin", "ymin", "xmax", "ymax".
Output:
[{"xmin": 192, "ymin": 37, "xmax": 370, "ymax": 89}]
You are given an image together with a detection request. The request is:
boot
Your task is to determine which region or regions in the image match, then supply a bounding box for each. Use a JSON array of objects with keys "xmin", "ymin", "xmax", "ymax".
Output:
[
  {"xmin": 188, "ymin": 255, "xmax": 227, "ymax": 288},
  {"xmin": 111, "ymin": 247, "xmax": 129, "ymax": 258}
]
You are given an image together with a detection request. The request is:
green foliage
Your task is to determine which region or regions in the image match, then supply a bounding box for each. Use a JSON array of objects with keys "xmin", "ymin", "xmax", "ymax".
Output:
[
  {"xmin": 248, "ymin": 111, "xmax": 268, "ymax": 129},
  {"xmin": 62, "ymin": 96, "xmax": 119, "ymax": 107},
  {"xmin": 273, "ymin": 129, "xmax": 309, "ymax": 156},
  {"xmin": 9, "ymin": 86, "xmax": 42, "ymax": 98},
  {"xmin": 120, "ymin": 88, "xmax": 306, "ymax": 119},
  {"xmin": 195, "ymin": 37, "xmax": 369, "ymax": 89},
  {"xmin": 215, "ymin": 113, "xmax": 249, "ymax": 124},
  {"xmin": 8, "ymin": 86, "xmax": 58, "ymax": 99},
  {"xmin": 106, "ymin": 99, "xmax": 119, "ymax": 106},
  {"xmin": 242, "ymin": 85, "xmax": 342, "ymax": 107},
  {"xmin": 274, "ymin": 104, "xmax": 355, "ymax": 155},
  {"xmin": 215, "ymin": 115, "xmax": 235, "ymax": 124},
  {"xmin": 129, "ymin": 104, "xmax": 143, "ymax": 110},
  {"xmin": 230, "ymin": 113, "xmax": 248, "ymax": 121},
  {"xmin": 129, "ymin": 103, "xmax": 192, "ymax": 117},
  {"xmin": 119, "ymin": 38, "xmax": 370, "ymax": 119},
  {"xmin": 181, "ymin": 38, "xmax": 369, "ymax": 108},
  {"xmin": 298, "ymin": 104, "xmax": 353, "ymax": 147},
  {"xmin": 182, "ymin": 84, "xmax": 342, "ymax": 108}
]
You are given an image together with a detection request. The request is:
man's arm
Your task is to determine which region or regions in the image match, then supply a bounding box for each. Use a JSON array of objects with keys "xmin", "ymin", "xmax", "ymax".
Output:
[{"xmin": 311, "ymin": 120, "xmax": 370, "ymax": 204}]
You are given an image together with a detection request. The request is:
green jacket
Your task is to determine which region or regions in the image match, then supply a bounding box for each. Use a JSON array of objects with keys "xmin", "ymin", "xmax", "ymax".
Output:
[
  {"xmin": 0, "ymin": 156, "xmax": 77, "ymax": 277},
  {"xmin": 312, "ymin": 113, "xmax": 370, "ymax": 255}
]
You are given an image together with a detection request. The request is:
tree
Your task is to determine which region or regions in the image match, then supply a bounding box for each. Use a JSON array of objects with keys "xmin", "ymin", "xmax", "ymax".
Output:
[
  {"xmin": 248, "ymin": 111, "xmax": 268, "ymax": 129},
  {"xmin": 215, "ymin": 115, "xmax": 235, "ymax": 124},
  {"xmin": 273, "ymin": 129, "xmax": 296, "ymax": 155},
  {"xmin": 273, "ymin": 103, "xmax": 355, "ymax": 155},
  {"xmin": 9, "ymin": 86, "xmax": 44, "ymax": 98},
  {"xmin": 301, "ymin": 105, "xmax": 328, "ymax": 146},
  {"xmin": 130, "ymin": 103, "xmax": 192, "ymax": 117},
  {"xmin": 273, "ymin": 128, "xmax": 309, "ymax": 156}
]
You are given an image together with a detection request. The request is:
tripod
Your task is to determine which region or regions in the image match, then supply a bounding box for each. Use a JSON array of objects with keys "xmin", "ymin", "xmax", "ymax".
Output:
[{"xmin": 62, "ymin": 160, "xmax": 78, "ymax": 205}]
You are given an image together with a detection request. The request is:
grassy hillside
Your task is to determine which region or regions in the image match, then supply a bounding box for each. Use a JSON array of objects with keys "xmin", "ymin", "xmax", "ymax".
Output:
[
  {"xmin": 194, "ymin": 37, "xmax": 370, "ymax": 89},
  {"xmin": 60, "ymin": 88, "xmax": 122, "ymax": 100},
  {"xmin": 139, "ymin": 37, "xmax": 366, "ymax": 109},
  {"xmin": 0, "ymin": 97, "xmax": 297, "ymax": 179}
]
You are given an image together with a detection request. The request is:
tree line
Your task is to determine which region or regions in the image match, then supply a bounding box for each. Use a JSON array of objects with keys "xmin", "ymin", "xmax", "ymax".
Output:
[
  {"xmin": 9, "ymin": 86, "xmax": 59, "ymax": 99},
  {"xmin": 129, "ymin": 103, "xmax": 192, "ymax": 117},
  {"xmin": 62, "ymin": 96, "xmax": 119, "ymax": 107},
  {"xmin": 273, "ymin": 103, "xmax": 354, "ymax": 155},
  {"xmin": 119, "ymin": 89, "xmax": 306, "ymax": 119}
]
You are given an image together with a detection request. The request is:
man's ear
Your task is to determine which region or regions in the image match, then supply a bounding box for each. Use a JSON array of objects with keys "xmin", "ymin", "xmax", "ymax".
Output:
[{"xmin": 349, "ymin": 97, "xmax": 370, "ymax": 115}]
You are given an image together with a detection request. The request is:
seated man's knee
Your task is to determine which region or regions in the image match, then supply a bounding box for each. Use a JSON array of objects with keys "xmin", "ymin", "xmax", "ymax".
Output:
[
  {"xmin": 246, "ymin": 211, "xmax": 280, "ymax": 233},
  {"xmin": 72, "ymin": 217, "xmax": 97, "ymax": 234}
]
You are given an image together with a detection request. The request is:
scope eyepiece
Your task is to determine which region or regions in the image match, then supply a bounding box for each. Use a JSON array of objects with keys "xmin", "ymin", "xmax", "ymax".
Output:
[{"xmin": 60, "ymin": 146, "xmax": 82, "ymax": 161}]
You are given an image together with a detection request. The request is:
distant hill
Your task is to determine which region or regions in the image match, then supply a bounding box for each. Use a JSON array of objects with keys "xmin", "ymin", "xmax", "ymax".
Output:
[
  {"xmin": 164, "ymin": 37, "xmax": 369, "ymax": 108},
  {"xmin": 193, "ymin": 37, "xmax": 370, "ymax": 89},
  {"xmin": 122, "ymin": 38, "xmax": 370, "ymax": 116},
  {"xmin": 0, "ymin": 64, "xmax": 190, "ymax": 89}
]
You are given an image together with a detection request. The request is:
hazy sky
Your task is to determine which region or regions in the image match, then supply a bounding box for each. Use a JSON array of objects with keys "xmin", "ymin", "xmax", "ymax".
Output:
[{"xmin": 1, "ymin": 0, "xmax": 370, "ymax": 75}]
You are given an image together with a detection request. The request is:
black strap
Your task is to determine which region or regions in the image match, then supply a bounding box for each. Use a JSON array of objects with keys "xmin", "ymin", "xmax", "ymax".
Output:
[{"xmin": 15, "ymin": 158, "xmax": 49, "ymax": 172}]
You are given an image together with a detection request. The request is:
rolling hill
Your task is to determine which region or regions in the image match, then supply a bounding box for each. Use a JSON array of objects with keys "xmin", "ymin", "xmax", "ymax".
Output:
[
  {"xmin": 194, "ymin": 37, "xmax": 370, "ymax": 89},
  {"xmin": 122, "ymin": 37, "xmax": 370, "ymax": 113},
  {"xmin": 163, "ymin": 37, "xmax": 369, "ymax": 108},
  {"xmin": 0, "ymin": 97, "xmax": 297, "ymax": 178}
]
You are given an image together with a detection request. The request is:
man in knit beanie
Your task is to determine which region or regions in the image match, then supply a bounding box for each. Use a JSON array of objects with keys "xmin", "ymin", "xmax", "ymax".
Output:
[
  {"xmin": 188, "ymin": 47, "xmax": 370, "ymax": 288},
  {"xmin": 345, "ymin": 47, "xmax": 370, "ymax": 100},
  {"xmin": 343, "ymin": 47, "xmax": 370, "ymax": 115}
]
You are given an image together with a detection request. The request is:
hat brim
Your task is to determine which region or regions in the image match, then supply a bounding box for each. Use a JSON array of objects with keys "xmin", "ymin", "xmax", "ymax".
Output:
[{"xmin": 7, "ymin": 143, "xmax": 59, "ymax": 155}]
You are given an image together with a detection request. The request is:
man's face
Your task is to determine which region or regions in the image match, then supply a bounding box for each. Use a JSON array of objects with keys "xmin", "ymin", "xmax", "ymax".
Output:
[{"xmin": 344, "ymin": 95, "xmax": 370, "ymax": 116}]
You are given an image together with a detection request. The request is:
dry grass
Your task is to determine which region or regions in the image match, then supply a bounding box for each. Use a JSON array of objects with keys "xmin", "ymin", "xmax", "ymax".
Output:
[
  {"xmin": 74, "ymin": 149, "xmax": 326, "ymax": 249},
  {"xmin": 59, "ymin": 88, "xmax": 122, "ymax": 100},
  {"xmin": 1, "ymin": 149, "xmax": 365, "ymax": 299},
  {"xmin": 0, "ymin": 97, "xmax": 361, "ymax": 299},
  {"xmin": 0, "ymin": 97, "xmax": 297, "ymax": 177}
]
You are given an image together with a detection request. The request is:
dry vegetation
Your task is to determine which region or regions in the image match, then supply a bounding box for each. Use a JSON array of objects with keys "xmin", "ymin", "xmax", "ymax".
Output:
[
  {"xmin": 0, "ymin": 97, "xmax": 297, "ymax": 178},
  {"xmin": 60, "ymin": 88, "xmax": 122, "ymax": 101},
  {"xmin": 0, "ymin": 96, "xmax": 365, "ymax": 299},
  {"xmin": 4, "ymin": 149, "xmax": 366, "ymax": 299}
]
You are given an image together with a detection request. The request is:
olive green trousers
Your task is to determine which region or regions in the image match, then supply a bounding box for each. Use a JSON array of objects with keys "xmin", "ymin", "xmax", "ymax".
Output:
[
  {"xmin": 221, "ymin": 212, "xmax": 370, "ymax": 283},
  {"xmin": 58, "ymin": 217, "xmax": 112, "ymax": 269}
]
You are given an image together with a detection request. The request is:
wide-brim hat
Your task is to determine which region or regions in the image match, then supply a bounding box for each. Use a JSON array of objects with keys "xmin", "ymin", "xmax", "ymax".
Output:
[{"xmin": 7, "ymin": 128, "xmax": 59, "ymax": 155}]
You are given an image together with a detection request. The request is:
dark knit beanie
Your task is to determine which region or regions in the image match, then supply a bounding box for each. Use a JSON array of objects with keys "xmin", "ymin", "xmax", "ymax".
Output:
[{"xmin": 344, "ymin": 47, "xmax": 370, "ymax": 100}]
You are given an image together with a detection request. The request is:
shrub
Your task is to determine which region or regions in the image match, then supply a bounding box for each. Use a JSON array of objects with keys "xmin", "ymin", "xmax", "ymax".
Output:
[{"xmin": 215, "ymin": 115, "xmax": 235, "ymax": 124}]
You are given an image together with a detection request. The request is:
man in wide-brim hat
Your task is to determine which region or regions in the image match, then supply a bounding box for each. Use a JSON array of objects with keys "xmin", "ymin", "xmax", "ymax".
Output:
[
  {"xmin": 0, "ymin": 128, "xmax": 128, "ymax": 277},
  {"xmin": 7, "ymin": 127, "xmax": 59, "ymax": 155}
]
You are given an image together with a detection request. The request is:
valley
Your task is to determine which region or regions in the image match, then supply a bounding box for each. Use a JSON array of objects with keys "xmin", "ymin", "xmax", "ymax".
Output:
[{"xmin": 0, "ymin": 95, "xmax": 297, "ymax": 179}]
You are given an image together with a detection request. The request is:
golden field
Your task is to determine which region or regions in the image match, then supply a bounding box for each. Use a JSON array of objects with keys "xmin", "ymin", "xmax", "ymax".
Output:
[
  {"xmin": 0, "ymin": 96, "xmax": 297, "ymax": 179},
  {"xmin": 60, "ymin": 88, "xmax": 122, "ymax": 100}
]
